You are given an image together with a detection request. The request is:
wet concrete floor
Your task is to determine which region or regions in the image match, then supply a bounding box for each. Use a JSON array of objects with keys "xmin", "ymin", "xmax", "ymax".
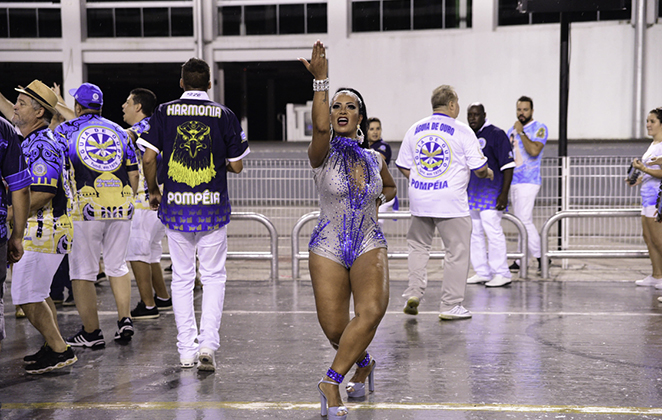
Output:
[{"xmin": 2, "ymin": 273, "xmax": 662, "ymax": 419}]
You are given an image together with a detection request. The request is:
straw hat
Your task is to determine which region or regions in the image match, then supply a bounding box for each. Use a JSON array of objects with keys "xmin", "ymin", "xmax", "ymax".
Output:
[{"xmin": 15, "ymin": 80, "xmax": 58, "ymax": 114}]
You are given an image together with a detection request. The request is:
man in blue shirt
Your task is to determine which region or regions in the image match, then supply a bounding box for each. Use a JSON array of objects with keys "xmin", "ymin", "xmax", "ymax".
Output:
[
  {"xmin": 139, "ymin": 58, "xmax": 249, "ymax": 371},
  {"xmin": 55, "ymin": 83, "xmax": 139, "ymax": 348},
  {"xmin": 0, "ymin": 112, "xmax": 32, "ymax": 355},
  {"xmin": 506, "ymin": 96, "xmax": 548, "ymax": 273},
  {"xmin": 466, "ymin": 103, "xmax": 515, "ymax": 287},
  {"xmin": 122, "ymin": 88, "xmax": 172, "ymax": 320},
  {"xmin": 10, "ymin": 80, "xmax": 77, "ymax": 373}
]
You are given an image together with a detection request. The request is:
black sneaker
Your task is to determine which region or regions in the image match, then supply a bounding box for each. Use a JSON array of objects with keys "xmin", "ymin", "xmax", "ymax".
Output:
[
  {"xmin": 537, "ymin": 258, "xmax": 552, "ymax": 273},
  {"xmin": 24, "ymin": 343, "xmax": 50, "ymax": 364},
  {"xmin": 154, "ymin": 294, "xmax": 172, "ymax": 310},
  {"xmin": 114, "ymin": 317, "xmax": 134, "ymax": 342},
  {"xmin": 509, "ymin": 261, "xmax": 520, "ymax": 271},
  {"xmin": 131, "ymin": 301, "xmax": 159, "ymax": 319},
  {"xmin": 25, "ymin": 345, "xmax": 77, "ymax": 374},
  {"xmin": 62, "ymin": 292, "xmax": 75, "ymax": 307},
  {"xmin": 164, "ymin": 264, "xmax": 172, "ymax": 273},
  {"xmin": 66, "ymin": 327, "xmax": 105, "ymax": 349}
]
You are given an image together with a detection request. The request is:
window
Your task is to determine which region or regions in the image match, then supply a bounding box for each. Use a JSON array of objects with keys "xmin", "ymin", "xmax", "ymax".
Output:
[
  {"xmin": 351, "ymin": 0, "xmax": 471, "ymax": 32},
  {"xmin": 498, "ymin": 0, "xmax": 632, "ymax": 26},
  {"xmin": 87, "ymin": 6, "xmax": 193, "ymax": 37},
  {"xmin": 218, "ymin": 3, "xmax": 327, "ymax": 36},
  {"xmin": 0, "ymin": 6, "xmax": 61, "ymax": 38}
]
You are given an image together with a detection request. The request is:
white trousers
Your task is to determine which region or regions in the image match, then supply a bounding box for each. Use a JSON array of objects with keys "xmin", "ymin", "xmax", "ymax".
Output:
[
  {"xmin": 166, "ymin": 226, "xmax": 228, "ymax": 359},
  {"xmin": 510, "ymin": 183, "xmax": 541, "ymax": 260},
  {"xmin": 470, "ymin": 209, "xmax": 511, "ymax": 279}
]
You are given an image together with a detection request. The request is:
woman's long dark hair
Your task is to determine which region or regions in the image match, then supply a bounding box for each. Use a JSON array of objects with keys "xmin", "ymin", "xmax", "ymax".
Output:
[{"xmin": 334, "ymin": 87, "xmax": 369, "ymax": 149}]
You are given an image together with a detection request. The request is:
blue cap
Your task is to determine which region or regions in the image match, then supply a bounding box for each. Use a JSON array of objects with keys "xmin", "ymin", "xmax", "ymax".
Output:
[{"xmin": 69, "ymin": 82, "xmax": 103, "ymax": 110}]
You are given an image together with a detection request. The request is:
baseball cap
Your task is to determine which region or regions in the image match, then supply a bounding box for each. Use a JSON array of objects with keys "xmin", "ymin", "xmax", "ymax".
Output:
[
  {"xmin": 69, "ymin": 82, "xmax": 103, "ymax": 110},
  {"xmin": 15, "ymin": 80, "xmax": 58, "ymax": 114}
]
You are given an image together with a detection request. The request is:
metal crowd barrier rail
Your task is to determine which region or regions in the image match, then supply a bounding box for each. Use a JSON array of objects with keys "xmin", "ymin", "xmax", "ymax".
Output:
[
  {"xmin": 163, "ymin": 212, "xmax": 279, "ymax": 282},
  {"xmin": 292, "ymin": 211, "xmax": 529, "ymax": 279},
  {"xmin": 540, "ymin": 209, "xmax": 647, "ymax": 279}
]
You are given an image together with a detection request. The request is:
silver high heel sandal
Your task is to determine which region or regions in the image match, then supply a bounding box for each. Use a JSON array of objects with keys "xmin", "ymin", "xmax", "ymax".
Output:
[
  {"xmin": 318, "ymin": 368, "xmax": 348, "ymax": 419},
  {"xmin": 346, "ymin": 352, "xmax": 375, "ymax": 398}
]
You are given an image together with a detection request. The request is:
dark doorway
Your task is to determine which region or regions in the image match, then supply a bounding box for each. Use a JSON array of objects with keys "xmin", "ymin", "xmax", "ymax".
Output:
[
  {"xmin": 87, "ymin": 63, "xmax": 183, "ymax": 128},
  {"xmin": 222, "ymin": 61, "xmax": 311, "ymax": 141},
  {"xmin": 0, "ymin": 62, "xmax": 63, "ymax": 123}
]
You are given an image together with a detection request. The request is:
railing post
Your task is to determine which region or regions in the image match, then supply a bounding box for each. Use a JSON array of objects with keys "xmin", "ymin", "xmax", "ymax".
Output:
[
  {"xmin": 541, "ymin": 209, "xmax": 645, "ymax": 279},
  {"xmin": 230, "ymin": 212, "xmax": 279, "ymax": 282},
  {"xmin": 503, "ymin": 213, "xmax": 528, "ymax": 279}
]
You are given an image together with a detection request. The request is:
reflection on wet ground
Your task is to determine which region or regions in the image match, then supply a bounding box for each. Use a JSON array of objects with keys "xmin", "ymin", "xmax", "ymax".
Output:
[{"xmin": 2, "ymin": 278, "xmax": 662, "ymax": 419}]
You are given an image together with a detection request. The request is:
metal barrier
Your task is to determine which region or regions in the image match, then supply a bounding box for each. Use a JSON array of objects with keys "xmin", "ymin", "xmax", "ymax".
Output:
[
  {"xmin": 292, "ymin": 211, "xmax": 529, "ymax": 279},
  {"xmin": 163, "ymin": 212, "xmax": 279, "ymax": 282},
  {"xmin": 540, "ymin": 209, "xmax": 647, "ymax": 279}
]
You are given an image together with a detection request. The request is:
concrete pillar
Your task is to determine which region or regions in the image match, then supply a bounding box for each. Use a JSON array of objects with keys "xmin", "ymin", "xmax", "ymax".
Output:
[
  {"xmin": 60, "ymin": 0, "xmax": 85, "ymax": 108},
  {"xmin": 473, "ymin": 0, "xmax": 497, "ymax": 32}
]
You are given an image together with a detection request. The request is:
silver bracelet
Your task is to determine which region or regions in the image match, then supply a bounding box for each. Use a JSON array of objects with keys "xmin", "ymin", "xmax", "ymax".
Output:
[
  {"xmin": 313, "ymin": 78, "xmax": 329, "ymax": 92},
  {"xmin": 378, "ymin": 193, "xmax": 387, "ymax": 206}
]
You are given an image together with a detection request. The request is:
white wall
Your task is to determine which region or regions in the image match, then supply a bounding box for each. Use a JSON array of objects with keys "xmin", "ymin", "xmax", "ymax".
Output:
[{"xmin": 1, "ymin": 0, "xmax": 658, "ymax": 141}]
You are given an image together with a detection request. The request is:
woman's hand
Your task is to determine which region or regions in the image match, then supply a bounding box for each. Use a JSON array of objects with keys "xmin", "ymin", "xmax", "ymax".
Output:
[
  {"xmin": 299, "ymin": 40, "xmax": 328, "ymax": 80},
  {"xmin": 632, "ymin": 158, "xmax": 645, "ymax": 171}
]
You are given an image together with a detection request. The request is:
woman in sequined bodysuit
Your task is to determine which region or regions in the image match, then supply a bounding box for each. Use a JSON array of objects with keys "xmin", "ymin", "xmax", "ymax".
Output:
[{"xmin": 299, "ymin": 41, "xmax": 396, "ymax": 419}]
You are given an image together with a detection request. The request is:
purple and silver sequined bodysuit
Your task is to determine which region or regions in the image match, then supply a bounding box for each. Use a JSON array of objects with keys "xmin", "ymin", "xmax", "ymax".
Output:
[{"xmin": 309, "ymin": 136, "xmax": 387, "ymax": 269}]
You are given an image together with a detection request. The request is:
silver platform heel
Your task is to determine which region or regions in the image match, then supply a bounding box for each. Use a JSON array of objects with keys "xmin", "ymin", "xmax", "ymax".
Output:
[
  {"xmin": 318, "ymin": 368, "xmax": 348, "ymax": 419},
  {"xmin": 346, "ymin": 352, "xmax": 376, "ymax": 398}
]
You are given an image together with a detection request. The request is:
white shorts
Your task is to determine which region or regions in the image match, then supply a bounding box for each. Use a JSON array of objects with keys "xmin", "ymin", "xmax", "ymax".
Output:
[
  {"xmin": 126, "ymin": 209, "xmax": 165, "ymax": 264},
  {"xmin": 642, "ymin": 205, "xmax": 657, "ymax": 218},
  {"xmin": 11, "ymin": 251, "xmax": 64, "ymax": 305},
  {"xmin": 69, "ymin": 220, "xmax": 131, "ymax": 281}
]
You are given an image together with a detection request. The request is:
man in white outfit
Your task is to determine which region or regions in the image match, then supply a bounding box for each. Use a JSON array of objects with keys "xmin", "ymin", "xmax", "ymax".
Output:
[{"xmin": 396, "ymin": 85, "xmax": 493, "ymax": 320}]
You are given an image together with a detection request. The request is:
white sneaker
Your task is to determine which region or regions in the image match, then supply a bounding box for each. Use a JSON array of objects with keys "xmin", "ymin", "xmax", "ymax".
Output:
[
  {"xmin": 655, "ymin": 282, "xmax": 662, "ymax": 290},
  {"xmin": 485, "ymin": 274, "xmax": 512, "ymax": 288},
  {"xmin": 439, "ymin": 305, "xmax": 472, "ymax": 320},
  {"xmin": 658, "ymin": 296, "xmax": 662, "ymax": 303},
  {"xmin": 198, "ymin": 348, "xmax": 216, "ymax": 372},
  {"xmin": 467, "ymin": 274, "xmax": 490, "ymax": 284},
  {"xmin": 180, "ymin": 353, "xmax": 199, "ymax": 368},
  {"xmin": 635, "ymin": 276, "xmax": 662, "ymax": 287}
]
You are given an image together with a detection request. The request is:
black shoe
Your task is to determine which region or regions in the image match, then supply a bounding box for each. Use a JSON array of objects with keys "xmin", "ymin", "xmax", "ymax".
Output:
[
  {"xmin": 114, "ymin": 317, "xmax": 134, "ymax": 342},
  {"xmin": 509, "ymin": 261, "xmax": 520, "ymax": 271},
  {"xmin": 131, "ymin": 301, "xmax": 159, "ymax": 319},
  {"xmin": 62, "ymin": 293, "xmax": 75, "ymax": 307},
  {"xmin": 95, "ymin": 271, "xmax": 106, "ymax": 284},
  {"xmin": 66, "ymin": 327, "xmax": 105, "ymax": 348},
  {"xmin": 25, "ymin": 345, "xmax": 77, "ymax": 374},
  {"xmin": 154, "ymin": 294, "xmax": 172, "ymax": 310},
  {"xmin": 164, "ymin": 264, "xmax": 172, "ymax": 273},
  {"xmin": 24, "ymin": 343, "xmax": 50, "ymax": 364},
  {"xmin": 537, "ymin": 258, "xmax": 552, "ymax": 273}
]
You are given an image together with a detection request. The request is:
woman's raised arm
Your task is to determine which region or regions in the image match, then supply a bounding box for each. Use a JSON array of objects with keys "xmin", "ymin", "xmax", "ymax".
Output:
[{"xmin": 299, "ymin": 40, "xmax": 331, "ymax": 168}]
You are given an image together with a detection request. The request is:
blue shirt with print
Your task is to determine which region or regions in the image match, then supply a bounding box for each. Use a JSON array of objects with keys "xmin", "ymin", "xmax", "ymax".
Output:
[
  {"xmin": 468, "ymin": 123, "xmax": 515, "ymax": 211},
  {"xmin": 507, "ymin": 120, "xmax": 548, "ymax": 185},
  {"xmin": 139, "ymin": 92, "xmax": 249, "ymax": 232},
  {"xmin": 0, "ymin": 118, "xmax": 32, "ymax": 242}
]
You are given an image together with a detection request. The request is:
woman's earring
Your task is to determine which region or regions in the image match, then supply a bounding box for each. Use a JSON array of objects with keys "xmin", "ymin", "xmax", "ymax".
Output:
[
  {"xmin": 329, "ymin": 125, "xmax": 334, "ymax": 140},
  {"xmin": 356, "ymin": 126, "xmax": 365, "ymax": 141}
]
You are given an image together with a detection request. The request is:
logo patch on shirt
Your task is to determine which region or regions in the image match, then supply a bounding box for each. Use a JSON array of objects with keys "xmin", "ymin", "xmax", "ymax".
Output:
[
  {"xmin": 478, "ymin": 137, "xmax": 486, "ymax": 149},
  {"xmin": 168, "ymin": 120, "xmax": 216, "ymax": 187},
  {"xmin": 32, "ymin": 162, "xmax": 47, "ymax": 177},
  {"xmin": 536, "ymin": 127, "xmax": 546, "ymax": 138},
  {"xmin": 414, "ymin": 135, "xmax": 451, "ymax": 179},
  {"xmin": 77, "ymin": 126, "xmax": 123, "ymax": 172}
]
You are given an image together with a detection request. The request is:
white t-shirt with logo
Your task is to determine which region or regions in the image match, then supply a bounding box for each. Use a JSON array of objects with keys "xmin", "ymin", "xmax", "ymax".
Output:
[{"xmin": 396, "ymin": 113, "xmax": 487, "ymax": 218}]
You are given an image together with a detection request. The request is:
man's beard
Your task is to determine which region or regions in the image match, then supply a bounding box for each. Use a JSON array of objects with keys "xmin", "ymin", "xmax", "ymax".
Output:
[{"xmin": 518, "ymin": 114, "xmax": 532, "ymax": 125}]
